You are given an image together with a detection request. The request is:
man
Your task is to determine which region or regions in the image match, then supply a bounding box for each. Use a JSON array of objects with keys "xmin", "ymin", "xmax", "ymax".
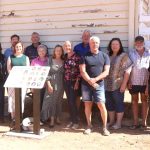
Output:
[
  {"xmin": 24, "ymin": 32, "xmax": 41, "ymax": 62},
  {"xmin": 74, "ymin": 30, "xmax": 91, "ymax": 56},
  {"xmin": 74, "ymin": 30, "xmax": 91, "ymax": 117},
  {"xmin": 80, "ymin": 36, "xmax": 110, "ymax": 136},
  {"xmin": 4, "ymin": 34, "xmax": 20, "ymax": 60},
  {"xmin": 128, "ymin": 36, "xmax": 150, "ymax": 130}
]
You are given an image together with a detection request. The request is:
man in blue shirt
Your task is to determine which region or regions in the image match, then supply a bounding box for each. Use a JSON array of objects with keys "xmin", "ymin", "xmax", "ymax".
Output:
[
  {"xmin": 80, "ymin": 36, "xmax": 110, "ymax": 136},
  {"xmin": 74, "ymin": 30, "xmax": 91, "ymax": 57},
  {"xmin": 4, "ymin": 34, "xmax": 20, "ymax": 60}
]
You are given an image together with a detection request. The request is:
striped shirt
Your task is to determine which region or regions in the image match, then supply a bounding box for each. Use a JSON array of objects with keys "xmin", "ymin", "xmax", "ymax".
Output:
[{"xmin": 129, "ymin": 48, "xmax": 150, "ymax": 86}]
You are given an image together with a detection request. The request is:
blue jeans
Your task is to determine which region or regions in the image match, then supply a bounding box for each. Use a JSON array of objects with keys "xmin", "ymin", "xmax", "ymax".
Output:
[
  {"xmin": 65, "ymin": 80, "xmax": 78, "ymax": 124},
  {"xmin": 105, "ymin": 89, "xmax": 124, "ymax": 113},
  {"xmin": 0, "ymin": 83, "xmax": 4, "ymax": 119}
]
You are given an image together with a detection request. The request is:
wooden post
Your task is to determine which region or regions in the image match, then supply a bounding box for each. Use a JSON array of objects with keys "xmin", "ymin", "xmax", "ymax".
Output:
[
  {"xmin": 15, "ymin": 88, "xmax": 22, "ymax": 132},
  {"xmin": 33, "ymin": 89, "xmax": 40, "ymax": 135}
]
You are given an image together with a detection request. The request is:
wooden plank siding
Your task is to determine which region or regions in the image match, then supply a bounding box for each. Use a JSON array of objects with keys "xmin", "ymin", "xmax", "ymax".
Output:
[{"xmin": 0, "ymin": 0, "xmax": 130, "ymax": 53}]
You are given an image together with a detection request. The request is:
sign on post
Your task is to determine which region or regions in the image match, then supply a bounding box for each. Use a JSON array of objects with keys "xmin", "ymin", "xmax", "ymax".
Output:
[{"xmin": 4, "ymin": 66, "xmax": 50, "ymax": 135}]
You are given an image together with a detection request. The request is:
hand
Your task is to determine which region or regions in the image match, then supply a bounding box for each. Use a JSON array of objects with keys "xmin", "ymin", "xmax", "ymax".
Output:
[
  {"xmin": 120, "ymin": 84, "xmax": 126, "ymax": 93},
  {"xmin": 92, "ymin": 83, "xmax": 99, "ymax": 89},
  {"xmin": 88, "ymin": 78, "xmax": 97, "ymax": 85},
  {"xmin": 47, "ymin": 85, "xmax": 53, "ymax": 94},
  {"xmin": 74, "ymin": 81, "xmax": 79, "ymax": 90},
  {"xmin": 127, "ymin": 83, "xmax": 132, "ymax": 90}
]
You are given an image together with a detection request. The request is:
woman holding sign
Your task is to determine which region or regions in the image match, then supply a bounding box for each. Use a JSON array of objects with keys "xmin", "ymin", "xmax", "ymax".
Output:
[{"xmin": 7, "ymin": 42, "xmax": 30, "ymax": 130}]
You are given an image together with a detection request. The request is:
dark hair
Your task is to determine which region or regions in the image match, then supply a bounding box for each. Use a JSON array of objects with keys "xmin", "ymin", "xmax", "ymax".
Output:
[
  {"xmin": 107, "ymin": 38, "xmax": 124, "ymax": 56},
  {"xmin": 11, "ymin": 34, "xmax": 20, "ymax": 41},
  {"xmin": 52, "ymin": 45, "xmax": 64, "ymax": 60},
  {"xmin": 135, "ymin": 36, "xmax": 144, "ymax": 42}
]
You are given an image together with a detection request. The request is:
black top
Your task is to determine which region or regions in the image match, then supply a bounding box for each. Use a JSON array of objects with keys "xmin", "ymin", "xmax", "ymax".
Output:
[
  {"xmin": 0, "ymin": 54, "xmax": 6, "ymax": 83},
  {"xmin": 80, "ymin": 51, "xmax": 110, "ymax": 85},
  {"xmin": 24, "ymin": 43, "xmax": 40, "ymax": 62}
]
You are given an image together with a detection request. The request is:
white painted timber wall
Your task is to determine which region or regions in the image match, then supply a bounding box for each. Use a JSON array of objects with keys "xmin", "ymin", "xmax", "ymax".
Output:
[{"xmin": 0, "ymin": 0, "xmax": 130, "ymax": 53}]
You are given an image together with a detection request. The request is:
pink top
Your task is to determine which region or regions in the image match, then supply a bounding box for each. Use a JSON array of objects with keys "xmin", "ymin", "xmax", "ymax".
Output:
[{"xmin": 31, "ymin": 56, "xmax": 48, "ymax": 66}]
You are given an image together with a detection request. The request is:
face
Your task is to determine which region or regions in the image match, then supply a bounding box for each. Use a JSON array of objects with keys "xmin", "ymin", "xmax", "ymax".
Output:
[
  {"xmin": 135, "ymin": 41, "xmax": 144, "ymax": 51},
  {"xmin": 82, "ymin": 32, "xmax": 90, "ymax": 45},
  {"xmin": 31, "ymin": 34, "xmax": 40, "ymax": 44},
  {"xmin": 111, "ymin": 40, "xmax": 120, "ymax": 54},
  {"xmin": 54, "ymin": 47, "xmax": 63, "ymax": 58},
  {"xmin": 38, "ymin": 48, "xmax": 47, "ymax": 58},
  {"xmin": 89, "ymin": 39, "xmax": 100, "ymax": 53},
  {"xmin": 11, "ymin": 37, "xmax": 19, "ymax": 47},
  {"xmin": 15, "ymin": 43, "xmax": 23, "ymax": 54},
  {"xmin": 63, "ymin": 41, "xmax": 72, "ymax": 53}
]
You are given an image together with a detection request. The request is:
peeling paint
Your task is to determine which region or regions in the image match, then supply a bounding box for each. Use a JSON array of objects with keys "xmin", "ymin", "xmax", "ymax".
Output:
[
  {"xmin": 72, "ymin": 23, "xmax": 106, "ymax": 28},
  {"xmin": 0, "ymin": 11, "xmax": 19, "ymax": 18},
  {"xmin": 80, "ymin": 9, "xmax": 102, "ymax": 13},
  {"xmin": 103, "ymin": 30, "xmax": 118, "ymax": 33},
  {"xmin": 35, "ymin": 19, "xmax": 42, "ymax": 22}
]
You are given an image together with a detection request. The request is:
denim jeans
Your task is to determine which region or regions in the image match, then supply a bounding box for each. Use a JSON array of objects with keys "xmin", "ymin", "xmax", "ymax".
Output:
[{"xmin": 65, "ymin": 80, "xmax": 78, "ymax": 124}]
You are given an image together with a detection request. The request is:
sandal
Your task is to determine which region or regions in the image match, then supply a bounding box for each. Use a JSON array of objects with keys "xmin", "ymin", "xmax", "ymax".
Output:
[
  {"xmin": 139, "ymin": 125, "xmax": 147, "ymax": 130},
  {"xmin": 129, "ymin": 125, "xmax": 139, "ymax": 130}
]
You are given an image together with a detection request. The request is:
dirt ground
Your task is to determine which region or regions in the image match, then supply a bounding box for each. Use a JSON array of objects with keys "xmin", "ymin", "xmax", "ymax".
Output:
[{"xmin": 0, "ymin": 115, "xmax": 150, "ymax": 150}]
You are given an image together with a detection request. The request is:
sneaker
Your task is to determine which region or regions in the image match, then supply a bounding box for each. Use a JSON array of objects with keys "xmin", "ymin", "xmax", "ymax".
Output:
[
  {"xmin": 72, "ymin": 124, "xmax": 79, "ymax": 130},
  {"xmin": 102, "ymin": 128, "xmax": 110, "ymax": 136},
  {"xmin": 66, "ymin": 122, "xmax": 73, "ymax": 128},
  {"xmin": 83, "ymin": 127, "xmax": 92, "ymax": 135},
  {"xmin": 111, "ymin": 124, "xmax": 121, "ymax": 130}
]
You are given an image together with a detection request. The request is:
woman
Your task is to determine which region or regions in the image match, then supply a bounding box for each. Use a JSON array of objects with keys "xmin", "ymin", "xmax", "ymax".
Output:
[
  {"xmin": 41, "ymin": 45, "xmax": 64, "ymax": 128},
  {"xmin": 7, "ymin": 42, "xmax": 30, "ymax": 129},
  {"xmin": 0, "ymin": 43, "xmax": 5, "ymax": 123},
  {"xmin": 63, "ymin": 41, "xmax": 81, "ymax": 130},
  {"xmin": 105, "ymin": 38, "xmax": 132, "ymax": 129},
  {"xmin": 31, "ymin": 44, "xmax": 48, "ymax": 110}
]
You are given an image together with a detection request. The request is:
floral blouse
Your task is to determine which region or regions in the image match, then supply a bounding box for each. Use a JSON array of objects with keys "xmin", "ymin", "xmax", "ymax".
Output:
[
  {"xmin": 64, "ymin": 53, "xmax": 81, "ymax": 81},
  {"xmin": 105, "ymin": 52, "xmax": 132, "ymax": 91}
]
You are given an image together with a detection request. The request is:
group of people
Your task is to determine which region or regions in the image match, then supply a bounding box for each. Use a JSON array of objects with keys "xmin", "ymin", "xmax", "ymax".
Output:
[{"xmin": 0, "ymin": 30, "xmax": 149, "ymax": 136}]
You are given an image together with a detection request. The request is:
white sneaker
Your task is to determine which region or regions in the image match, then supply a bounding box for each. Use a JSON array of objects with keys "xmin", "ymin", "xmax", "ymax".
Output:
[
  {"xmin": 66, "ymin": 122, "xmax": 73, "ymax": 128},
  {"xmin": 72, "ymin": 124, "xmax": 79, "ymax": 130},
  {"xmin": 102, "ymin": 128, "xmax": 110, "ymax": 136},
  {"xmin": 111, "ymin": 124, "xmax": 121, "ymax": 130},
  {"xmin": 83, "ymin": 127, "xmax": 92, "ymax": 135}
]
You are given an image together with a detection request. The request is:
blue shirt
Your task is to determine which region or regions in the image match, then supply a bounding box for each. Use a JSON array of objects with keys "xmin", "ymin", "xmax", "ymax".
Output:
[
  {"xmin": 4, "ymin": 48, "xmax": 13, "ymax": 60},
  {"xmin": 74, "ymin": 43, "xmax": 90, "ymax": 56},
  {"xmin": 80, "ymin": 51, "xmax": 110, "ymax": 85}
]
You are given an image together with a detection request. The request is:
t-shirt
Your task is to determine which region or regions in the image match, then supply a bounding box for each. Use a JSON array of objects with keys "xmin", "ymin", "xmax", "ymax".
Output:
[
  {"xmin": 80, "ymin": 51, "xmax": 110, "ymax": 85},
  {"xmin": 74, "ymin": 43, "xmax": 90, "ymax": 56},
  {"xmin": 4, "ymin": 48, "xmax": 13, "ymax": 60},
  {"xmin": 24, "ymin": 44, "xmax": 39, "ymax": 62}
]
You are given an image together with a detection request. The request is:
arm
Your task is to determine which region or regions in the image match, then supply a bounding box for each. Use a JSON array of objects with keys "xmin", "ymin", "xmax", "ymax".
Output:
[
  {"xmin": 26, "ymin": 56, "xmax": 30, "ymax": 66},
  {"xmin": 120, "ymin": 67, "xmax": 132, "ymax": 92},
  {"xmin": 7, "ymin": 56, "xmax": 12, "ymax": 74},
  {"xmin": 47, "ymin": 80, "xmax": 53, "ymax": 93}
]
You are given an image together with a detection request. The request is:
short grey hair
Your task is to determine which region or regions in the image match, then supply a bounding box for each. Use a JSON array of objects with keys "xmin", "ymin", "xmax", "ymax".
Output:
[
  {"xmin": 82, "ymin": 30, "xmax": 92, "ymax": 36},
  {"xmin": 37, "ymin": 44, "xmax": 48, "ymax": 52},
  {"xmin": 90, "ymin": 36, "xmax": 100, "ymax": 43}
]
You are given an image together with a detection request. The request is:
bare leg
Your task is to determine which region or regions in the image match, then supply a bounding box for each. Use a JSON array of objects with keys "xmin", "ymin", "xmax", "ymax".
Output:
[
  {"xmin": 108, "ymin": 111, "xmax": 115, "ymax": 126},
  {"xmin": 131, "ymin": 94, "xmax": 139, "ymax": 125},
  {"xmin": 116, "ymin": 112, "xmax": 124, "ymax": 127},
  {"xmin": 141, "ymin": 93, "xmax": 149, "ymax": 126},
  {"xmin": 84, "ymin": 102, "xmax": 93, "ymax": 127},
  {"xmin": 97, "ymin": 102, "xmax": 108, "ymax": 128}
]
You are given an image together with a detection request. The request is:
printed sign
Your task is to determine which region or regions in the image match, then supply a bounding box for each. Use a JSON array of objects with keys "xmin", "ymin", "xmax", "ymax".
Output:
[{"xmin": 4, "ymin": 66, "xmax": 50, "ymax": 89}]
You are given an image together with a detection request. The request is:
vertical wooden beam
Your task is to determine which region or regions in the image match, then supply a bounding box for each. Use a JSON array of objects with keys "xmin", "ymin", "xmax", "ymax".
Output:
[
  {"xmin": 15, "ymin": 88, "xmax": 21, "ymax": 132},
  {"xmin": 128, "ymin": 0, "xmax": 136, "ymax": 50},
  {"xmin": 33, "ymin": 89, "xmax": 40, "ymax": 135}
]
